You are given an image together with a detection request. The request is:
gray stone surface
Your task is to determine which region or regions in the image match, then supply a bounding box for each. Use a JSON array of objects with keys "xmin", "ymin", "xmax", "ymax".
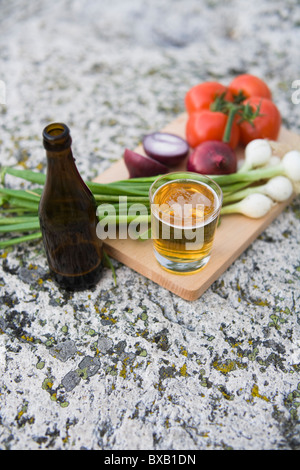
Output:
[{"xmin": 0, "ymin": 0, "xmax": 300, "ymax": 451}]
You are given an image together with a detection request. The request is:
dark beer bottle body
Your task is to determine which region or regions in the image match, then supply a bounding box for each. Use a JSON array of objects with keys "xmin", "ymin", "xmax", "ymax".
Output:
[{"xmin": 39, "ymin": 123, "xmax": 102, "ymax": 290}]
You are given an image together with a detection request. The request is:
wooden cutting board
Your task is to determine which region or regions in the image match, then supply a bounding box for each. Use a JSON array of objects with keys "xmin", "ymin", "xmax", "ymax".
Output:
[{"xmin": 94, "ymin": 113, "xmax": 300, "ymax": 301}]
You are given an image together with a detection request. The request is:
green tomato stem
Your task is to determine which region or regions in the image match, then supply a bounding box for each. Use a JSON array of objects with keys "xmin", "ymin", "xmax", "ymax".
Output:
[{"xmin": 222, "ymin": 105, "xmax": 240, "ymax": 144}]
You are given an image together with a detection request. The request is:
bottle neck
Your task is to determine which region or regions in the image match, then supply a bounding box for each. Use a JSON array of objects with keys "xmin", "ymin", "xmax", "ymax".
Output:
[
  {"xmin": 45, "ymin": 147, "xmax": 88, "ymax": 189},
  {"xmin": 45, "ymin": 146, "xmax": 77, "ymax": 172},
  {"xmin": 42, "ymin": 122, "xmax": 90, "ymax": 195}
]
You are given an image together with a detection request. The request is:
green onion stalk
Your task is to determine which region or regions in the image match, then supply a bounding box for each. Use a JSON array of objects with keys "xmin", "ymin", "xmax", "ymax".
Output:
[{"xmin": 0, "ymin": 149, "xmax": 299, "ymax": 249}]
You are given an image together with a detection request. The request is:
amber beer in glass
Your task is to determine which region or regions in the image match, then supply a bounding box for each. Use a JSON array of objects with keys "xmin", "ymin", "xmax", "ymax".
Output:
[{"xmin": 149, "ymin": 172, "xmax": 222, "ymax": 274}]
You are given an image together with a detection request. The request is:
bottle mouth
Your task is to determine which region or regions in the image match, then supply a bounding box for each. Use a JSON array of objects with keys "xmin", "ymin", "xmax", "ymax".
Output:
[{"xmin": 43, "ymin": 122, "xmax": 72, "ymax": 150}]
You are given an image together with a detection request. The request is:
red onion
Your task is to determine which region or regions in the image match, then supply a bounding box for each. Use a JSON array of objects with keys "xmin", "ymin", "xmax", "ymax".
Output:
[
  {"xmin": 187, "ymin": 141, "xmax": 237, "ymax": 175},
  {"xmin": 143, "ymin": 132, "xmax": 189, "ymax": 166},
  {"xmin": 124, "ymin": 148, "xmax": 169, "ymax": 178}
]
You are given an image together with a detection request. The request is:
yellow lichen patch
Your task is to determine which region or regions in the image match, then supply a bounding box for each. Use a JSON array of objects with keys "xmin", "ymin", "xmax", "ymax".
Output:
[
  {"xmin": 254, "ymin": 298, "xmax": 271, "ymax": 307},
  {"xmin": 230, "ymin": 341, "xmax": 242, "ymax": 349},
  {"xmin": 42, "ymin": 378, "xmax": 53, "ymax": 391},
  {"xmin": 251, "ymin": 384, "xmax": 270, "ymax": 402},
  {"xmin": 17, "ymin": 409, "xmax": 25, "ymax": 420},
  {"xmin": 180, "ymin": 363, "xmax": 188, "ymax": 377},
  {"xmin": 28, "ymin": 263, "xmax": 38, "ymax": 270},
  {"xmin": 21, "ymin": 335, "xmax": 34, "ymax": 342},
  {"xmin": 180, "ymin": 346, "xmax": 188, "ymax": 357},
  {"xmin": 36, "ymin": 162, "xmax": 44, "ymax": 171},
  {"xmin": 119, "ymin": 357, "xmax": 130, "ymax": 379},
  {"xmin": 213, "ymin": 359, "xmax": 236, "ymax": 375},
  {"xmin": 19, "ymin": 160, "xmax": 28, "ymax": 169}
]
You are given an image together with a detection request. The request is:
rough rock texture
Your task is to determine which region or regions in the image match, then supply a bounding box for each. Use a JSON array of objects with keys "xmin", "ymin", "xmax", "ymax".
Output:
[{"xmin": 0, "ymin": 0, "xmax": 300, "ymax": 450}]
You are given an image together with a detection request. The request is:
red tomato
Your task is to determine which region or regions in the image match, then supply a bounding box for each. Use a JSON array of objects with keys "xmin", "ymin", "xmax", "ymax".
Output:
[
  {"xmin": 186, "ymin": 111, "xmax": 240, "ymax": 149},
  {"xmin": 185, "ymin": 81, "xmax": 233, "ymax": 114},
  {"xmin": 229, "ymin": 74, "xmax": 272, "ymax": 100},
  {"xmin": 239, "ymin": 96, "xmax": 281, "ymax": 145}
]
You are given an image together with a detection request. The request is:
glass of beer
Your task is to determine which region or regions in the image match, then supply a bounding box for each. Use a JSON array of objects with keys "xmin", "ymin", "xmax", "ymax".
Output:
[{"xmin": 149, "ymin": 172, "xmax": 222, "ymax": 274}]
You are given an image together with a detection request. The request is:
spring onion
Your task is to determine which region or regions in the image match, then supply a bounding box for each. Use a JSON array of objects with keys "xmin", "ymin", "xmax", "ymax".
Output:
[
  {"xmin": 0, "ymin": 232, "xmax": 42, "ymax": 249},
  {"xmin": 221, "ymin": 193, "xmax": 275, "ymax": 218},
  {"xmin": 223, "ymin": 176, "xmax": 293, "ymax": 204},
  {"xmin": 280, "ymin": 150, "xmax": 300, "ymax": 181},
  {"xmin": 209, "ymin": 149, "xmax": 300, "ymax": 187},
  {"xmin": 0, "ymin": 146, "xmax": 298, "ymax": 249},
  {"xmin": 265, "ymin": 155, "xmax": 281, "ymax": 167},
  {"xmin": 238, "ymin": 139, "xmax": 272, "ymax": 172}
]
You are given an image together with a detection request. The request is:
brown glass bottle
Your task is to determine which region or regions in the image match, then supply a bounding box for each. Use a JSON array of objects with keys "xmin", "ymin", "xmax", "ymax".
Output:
[{"xmin": 38, "ymin": 123, "xmax": 103, "ymax": 290}]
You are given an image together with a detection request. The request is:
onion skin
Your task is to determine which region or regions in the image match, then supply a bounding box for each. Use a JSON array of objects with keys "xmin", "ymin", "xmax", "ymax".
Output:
[
  {"xmin": 123, "ymin": 148, "xmax": 169, "ymax": 178},
  {"xmin": 187, "ymin": 141, "xmax": 237, "ymax": 175}
]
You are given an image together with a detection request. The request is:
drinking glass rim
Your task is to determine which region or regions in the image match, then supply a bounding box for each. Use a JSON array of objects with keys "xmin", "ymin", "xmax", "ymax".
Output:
[{"xmin": 149, "ymin": 171, "xmax": 223, "ymax": 222}]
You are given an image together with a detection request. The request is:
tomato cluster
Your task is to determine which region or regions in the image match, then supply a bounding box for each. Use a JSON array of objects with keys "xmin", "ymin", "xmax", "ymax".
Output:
[{"xmin": 185, "ymin": 74, "xmax": 281, "ymax": 149}]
